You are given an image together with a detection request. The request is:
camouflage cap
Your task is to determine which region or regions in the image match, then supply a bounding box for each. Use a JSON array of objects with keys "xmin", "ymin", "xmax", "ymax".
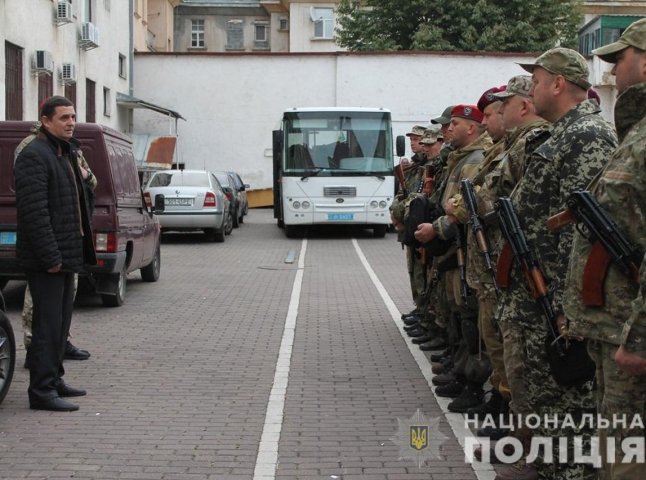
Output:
[
  {"xmin": 406, "ymin": 125, "xmax": 427, "ymax": 137},
  {"xmin": 593, "ymin": 18, "xmax": 646, "ymax": 63},
  {"xmin": 518, "ymin": 47, "xmax": 591, "ymax": 90},
  {"xmin": 420, "ymin": 127, "xmax": 443, "ymax": 145},
  {"xmin": 430, "ymin": 105, "xmax": 454, "ymax": 125},
  {"xmin": 492, "ymin": 75, "xmax": 533, "ymax": 99}
]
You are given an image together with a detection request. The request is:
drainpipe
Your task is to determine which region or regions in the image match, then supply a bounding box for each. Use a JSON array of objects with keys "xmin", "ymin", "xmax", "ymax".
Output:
[{"xmin": 129, "ymin": 0, "xmax": 134, "ymax": 96}]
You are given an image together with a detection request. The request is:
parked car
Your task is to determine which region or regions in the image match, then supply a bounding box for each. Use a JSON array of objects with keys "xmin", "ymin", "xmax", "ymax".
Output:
[
  {"xmin": 0, "ymin": 290, "xmax": 15, "ymax": 404},
  {"xmin": 144, "ymin": 169, "xmax": 231, "ymax": 242},
  {"xmin": 213, "ymin": 171, "xmax": 241, "ymax": 229},
  {"xmin": 227, "ymin": 171, "xmax": 250, "ymax": 224},
  {"xmin": 0, "ymin": 121, "xmax": 163, "ymax": 307}
]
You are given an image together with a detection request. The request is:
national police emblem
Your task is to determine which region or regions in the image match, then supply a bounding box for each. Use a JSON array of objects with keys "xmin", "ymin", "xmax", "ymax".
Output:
[{"xmin": 390, "ymin": 409, "xmax": 448, "ymax": 467}]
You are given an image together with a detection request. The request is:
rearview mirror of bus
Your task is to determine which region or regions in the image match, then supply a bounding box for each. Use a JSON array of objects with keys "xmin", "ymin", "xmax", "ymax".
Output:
[{"xmin": 396, "ymin": 135, "xmax": 406, "ymax": 157}]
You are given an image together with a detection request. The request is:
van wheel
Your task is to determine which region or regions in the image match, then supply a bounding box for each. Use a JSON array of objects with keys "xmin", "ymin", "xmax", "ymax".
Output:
[
  {"xmin": 373, "ymin": 225, "xmax": 387, "ymax": 238},
  {"xmin": 140, "ymin": 245, "xmax": 161, "ymax": 282},
  {"xmin": 102, "ymin": 268, "xmax": 127, "ymax": 307},
  {"xmin": 0, "ymin": 312, "xmax": 16, "ymax": 404},
  {"xmin": 232, "ymin": 207, "xmax": 240, "ymax": 228}
]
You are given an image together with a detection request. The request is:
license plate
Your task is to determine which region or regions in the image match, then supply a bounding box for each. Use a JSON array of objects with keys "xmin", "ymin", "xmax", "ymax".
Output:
[
  {"xmin": 328, "ymin": 213, "xmax": 354, "ymax": 221},
  {"xmin": 166, "ymin": 198, "xmax": 192, "ymax": 206},
  {"xmin": 0, "ymin": 231, "xmax": 16, "ymax": 245}
]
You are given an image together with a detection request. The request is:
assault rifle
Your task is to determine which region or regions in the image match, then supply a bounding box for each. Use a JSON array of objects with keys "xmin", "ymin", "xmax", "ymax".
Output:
[
  {"xmin": 460, "ymin": 179, "xmax": 500, "ymax": 296},
  {"xmin": 547, "ymin": 190, "xmax": 643, "ymax": 306},
  {"xmin": 495, "ymin": 197, "xmax": 562, "ymax": 354},
  {"xmin": 456, "ymin": 227, "xmax": 469, "ymax": 302},
  {"xmin": 394, "ymin": 163, "xmax": 408, "ymax": 197}
]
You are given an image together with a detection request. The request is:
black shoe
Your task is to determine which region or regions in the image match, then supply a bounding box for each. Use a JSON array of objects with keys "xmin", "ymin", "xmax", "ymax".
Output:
[
  {"xmin": 30, "ymin": 397, "xmax": 79, "ymax": 412},
  {"xmin": 401, "ymin": 310, "xmax": 418, "ymax": 320},
  {"xmin": 435, "ymin": 381, "xmax": 464, "ymax": 398},
  {"xmin": 407, "ymin": 328, "xmax": 427, "ymax": 338},
  {"xmin": 425, "ymin": 336, "xmax": 448, "ymax": 350},
  {"xmin": 403, "ymin": 322, "xmax": 421, "ymax": 331},
  {"xmin": 64, "ymin": 341, "xmax": 91, "ymax": 361},
  {"xmin": 466, "ymin": 389, "xmax": 505, "ymax": 418},
  {"xmin": 412, "ymin": 334, "xmax": 433, "ymax": 345},
  {"xmin": 448, "ymin": 387, "xmax": 484, "ymax": 413},
  {"xmin": 56, "ymin": 383, "xmax": 87, "ymax": 397},
  {"xmin": 419, "ymin": 340, "xmax": 446, "ymax": 351},
  {"xmin": 403, "ymin": 316, "xmax": 420, "ymax": 326},
  {"xmin": 430, "ymin": 349, "xmax": 451, "ymax": 362},
  {"xmin": 432, "ymin": 372, "xmax": 456, "ymax": 386}
]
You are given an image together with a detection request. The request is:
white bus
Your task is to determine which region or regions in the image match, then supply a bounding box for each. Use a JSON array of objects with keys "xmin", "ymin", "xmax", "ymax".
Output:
[{"xmin": 272, "ymin": 107, "xmax": 402, "ymax": 238}]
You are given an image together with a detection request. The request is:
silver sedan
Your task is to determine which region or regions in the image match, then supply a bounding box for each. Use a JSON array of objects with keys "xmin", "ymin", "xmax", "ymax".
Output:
[{"xmin": 144, "ymin": 169, "xmax": 232, "ymax": 242}]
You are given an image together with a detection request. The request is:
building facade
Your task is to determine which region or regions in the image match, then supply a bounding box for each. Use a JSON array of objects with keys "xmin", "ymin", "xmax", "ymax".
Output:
[{"xmin": 173, "ymin": 0, "xmax": 341, "ymax": 53}]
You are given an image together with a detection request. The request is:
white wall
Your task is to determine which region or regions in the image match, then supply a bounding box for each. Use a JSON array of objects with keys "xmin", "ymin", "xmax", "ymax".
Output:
[
  {"xmin": 0, "ymin": 0, "xmax": 129, "ymax": 126},
  {"xmin": 133, "ymin": 51, "xmax": 558, "ymax": 191}
]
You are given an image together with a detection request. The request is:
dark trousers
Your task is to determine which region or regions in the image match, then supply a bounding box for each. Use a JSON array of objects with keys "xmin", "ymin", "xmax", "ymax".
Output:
[{"xmin": 26, "ymin": 271, "xmax": 75, "ymax": 403}]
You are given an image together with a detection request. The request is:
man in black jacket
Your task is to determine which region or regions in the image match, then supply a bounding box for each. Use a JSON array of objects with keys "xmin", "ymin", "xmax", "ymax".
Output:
[{"xmin": 15, "ymin": 96, "xmax": 96, "ymax": 412}]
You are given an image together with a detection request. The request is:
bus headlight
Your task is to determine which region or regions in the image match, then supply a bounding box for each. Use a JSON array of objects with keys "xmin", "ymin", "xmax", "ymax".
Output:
[
  {"xmin": 301, "ymin": 201, "xmax": 310, "ymax": 209},
  {"xmin": 370, "ymin": 201, "xmax": 379, "ymax": 209},
  {"xmin": 379, "ymin": 200, "xmax": 388, "ymax": 209},
  {"xmin": 293, "ymin": 201, "xmax": 301, "ymax": 209}
]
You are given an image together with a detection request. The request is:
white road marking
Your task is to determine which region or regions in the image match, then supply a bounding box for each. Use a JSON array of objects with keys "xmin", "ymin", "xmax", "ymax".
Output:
[
  {"xmin": 352, "ymin": 239, "xmax": 495, "ymax": 480},
  {"xmin": 252, "ymin": 239, "xmax": 307, "ymax": 480}
]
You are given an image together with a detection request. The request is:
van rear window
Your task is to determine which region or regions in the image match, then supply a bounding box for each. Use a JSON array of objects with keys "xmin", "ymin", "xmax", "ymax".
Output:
[{"xmin": 149, "ymin": 171, "xmax": 210, "ymax": 188}]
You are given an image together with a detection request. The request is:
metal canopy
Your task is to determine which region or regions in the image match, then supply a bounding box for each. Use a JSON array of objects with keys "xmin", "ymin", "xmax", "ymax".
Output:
[{"xmin": 116, "ymin": 92, "xmax": 185, "ymax": 120}]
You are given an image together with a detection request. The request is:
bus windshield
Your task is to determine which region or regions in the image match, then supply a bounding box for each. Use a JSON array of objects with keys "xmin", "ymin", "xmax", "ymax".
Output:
[{"xmin": 282, "ymin": 111, "xmax": 393, "ymax": 176}]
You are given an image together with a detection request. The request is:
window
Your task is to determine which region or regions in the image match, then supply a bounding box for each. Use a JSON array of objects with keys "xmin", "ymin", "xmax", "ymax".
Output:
[
  {"xmin": 5, "ymin": 42, "xmax": 23, "ymax": 120},
  {"xmin": 311, "ymin": 7, "xmax": 333, "ymax": 39},
  {"xmin": 86, "ymin": 78, "xmax": 96, "ymax": 123},
  {"xmin": 103, "ymin": 87, "xmax": 111, "ymax": 117},
  {"xmin": 118, "ymin": 53, "xmax": 127, "ymax": 79},
  {"xmin": 104, "ymin": 0, "xmax": 110, "ymax": 12},
  {"xmin": 85, "ymin": 0, "xmax": 93, "ymax": 22},
  {"xmin": 226, "ymin": 20, "xmax": 244, "ymax": 50},
  {"xmin": 191, "ymin": 19, "xmax": 205, "ymax": 48},
  {"xmin": 37, "ymin": 75, "xmax": 53, "ymax": 114},
  {"xmin": 279, "ymin": 17, "xmax": 289, "ymax": 31},
  {"xmin": 254, "ymin": 22, "xmax": 269, "ymax": 49}
]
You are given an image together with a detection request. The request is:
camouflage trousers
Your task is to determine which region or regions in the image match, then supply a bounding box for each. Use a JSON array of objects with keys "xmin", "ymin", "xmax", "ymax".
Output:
[
  {"xmin": 23, "ymin": 274, "xmax": 78, "ymax": 348},
  {"xmin": 407, "ymin": 246, "xmax": 427, "ymax": 314},
  {"xmin": 476, "ymin": 288, "xmax": 509, "ymax": 398},
  {"xmin": 498, "ymin": 287, "xmax": 596, "ymax": 480},
  {"xmin": 588, "ymin": 340, "xmax": 646, "ymax": 480}
]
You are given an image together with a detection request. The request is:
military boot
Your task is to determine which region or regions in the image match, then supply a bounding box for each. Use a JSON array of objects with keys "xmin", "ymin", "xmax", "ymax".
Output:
[
  {"xmin": 435, "ymin": 381, "xmax": 464, "ymax": 398},
  {"xmin": 447, "ymin": 383, "xmax": 483, "ymax": 413}
]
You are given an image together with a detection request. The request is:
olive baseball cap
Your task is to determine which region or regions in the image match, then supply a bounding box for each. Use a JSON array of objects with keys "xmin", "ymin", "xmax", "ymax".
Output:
[
  {"xmin": 492, "ymin": 75, "xmax": 533, "ymax": 99},
  {"xmin": 518, "ymin": 47, "xmax": 591, "ymax": 90},
  {"xmin": 430, "ymin": 105, "xmax": 454, "ymax": 125},
  {"xmin": 593, "ymin": 18, "xmax": 646, "ymax": 63},
  {"xmin": 406, "ymin": 125, "xmax": 427, "ymax": 137},
  {"xmin": 420, "ymin": 128, "xmax": 443, "ymax": 145}
]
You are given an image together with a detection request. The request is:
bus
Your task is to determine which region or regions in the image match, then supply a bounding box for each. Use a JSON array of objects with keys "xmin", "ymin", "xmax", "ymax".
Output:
[{"xmin": 272, "ymin": 107, "xmax": 400, "ymax": 238}]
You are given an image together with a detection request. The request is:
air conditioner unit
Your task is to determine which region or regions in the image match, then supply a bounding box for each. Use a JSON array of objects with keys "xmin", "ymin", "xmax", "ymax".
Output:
[
  {"xmin": 55, "ymin": 0, "xmax": 73, "ymax": 25},
  {"xmin": 79, "ymin": 22, "xmax": 100, "ymax": 50},
  {"xmin": 31, "ymin": 50, "xmax": 54, "ymax": 75},
  {"xmin": 60, "ymin": 63, "xmax": 77, "ymax": 84}
]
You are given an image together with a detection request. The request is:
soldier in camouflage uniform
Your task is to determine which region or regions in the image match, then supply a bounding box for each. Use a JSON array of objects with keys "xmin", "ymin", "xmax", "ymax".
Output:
[
  {"xmin": 15, "ymin": 125, "xmax": 95, "ymax": 365},
  {"xmin": 391, "ymin": 126, "xmax": 429, "ymax": 321},
  {"xmin": 563, "ymin": 19, "xmax": 646, "ymax": 480},
  {"xmin": 494, "ymin": 49, "xmax": 618, "ymax": 480},
  {"xmin": 415, "ymin": 105, "xmax": 492, "ymax": 402}
]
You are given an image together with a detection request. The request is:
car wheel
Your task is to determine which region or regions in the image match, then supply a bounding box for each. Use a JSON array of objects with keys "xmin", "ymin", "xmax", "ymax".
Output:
[
  {"xmin": 213, "ymin": 227, "xmax": 226, "ymax": 243},
  {"xmin": 0, "ymin": 312, "xmax": 16, "ymax": 405},
  {"xmin": 140, "ymin": 244, "xmax": 161, "ymax": 282},
  {"xmin": 224, "ymin": 211, "xmax": 233, "ymax": 236},
  {"xmin": 232, "ymin": 207, "xmax": 240, "ymax": 228},
  {"xmin": 373, "ymin": 225, "xmax": 387, "ymax": 238},
  {"xmin": 102, "ymin": 267, "xmax": 127, "ymax": 307}
]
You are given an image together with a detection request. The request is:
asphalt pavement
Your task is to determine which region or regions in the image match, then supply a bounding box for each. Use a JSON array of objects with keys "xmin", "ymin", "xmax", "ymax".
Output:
[{"xmin": 0, "ymin": 209, "xmax": 493, "ymax": 480}]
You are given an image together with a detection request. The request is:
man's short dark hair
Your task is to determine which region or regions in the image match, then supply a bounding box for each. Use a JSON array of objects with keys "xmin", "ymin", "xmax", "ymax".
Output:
[{"xmin": 39, "ymin": 96, "xmax": 74, "ymax": 119}]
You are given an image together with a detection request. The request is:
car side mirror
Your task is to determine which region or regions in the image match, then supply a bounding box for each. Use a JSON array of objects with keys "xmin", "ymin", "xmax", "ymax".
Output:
[
  {"xmin": 153, "ymin": 194, "xmax": 165, "ymax": 213},
  {"xmin": 243, "ymin": 183, "xmax": 250, "ymax": 190}
]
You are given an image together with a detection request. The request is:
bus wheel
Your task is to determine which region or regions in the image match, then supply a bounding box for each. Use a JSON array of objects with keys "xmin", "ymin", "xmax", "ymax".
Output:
[
  {"xmin": 373, "ymin": 225, "xmax": 387, "ymax": 238},
  {"xmin": 285, "ymin": 225, "xmax": 301, "ymax": 238}
]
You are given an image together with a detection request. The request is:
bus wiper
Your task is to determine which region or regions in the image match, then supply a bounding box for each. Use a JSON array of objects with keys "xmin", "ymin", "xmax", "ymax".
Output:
[{"xmin": 300, "ymin": 167, "xmax": 325, "ymax": 180}]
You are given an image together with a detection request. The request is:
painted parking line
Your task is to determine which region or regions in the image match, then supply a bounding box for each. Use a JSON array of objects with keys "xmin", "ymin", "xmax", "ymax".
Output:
[
  {"xmin": 352, "ymin": 238, "xmax": 495, "ymax": 480},
  {"xmin": 252, "ymin": 239, "xmax": 307, "ymax": 480}
]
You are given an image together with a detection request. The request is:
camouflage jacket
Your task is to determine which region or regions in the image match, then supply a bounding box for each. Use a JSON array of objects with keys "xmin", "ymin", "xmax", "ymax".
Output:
[
  {"xmin": 565, "ymin": 83, "xmax": 646, "ymax": 352},
  {"xmin": 508, "ymin": 100, "xmax": 617, "ymax": 318},
  {"xmin": 433, "ymin": 132, "xmax": 492, "ymax": 241},
  {"xmin": 390, "ymin": 153, "xmax": 430, "ymax": 240}
]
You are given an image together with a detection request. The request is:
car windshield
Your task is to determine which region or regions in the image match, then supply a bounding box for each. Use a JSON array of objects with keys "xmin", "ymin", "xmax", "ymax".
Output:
[{"xmin": 149, "ymin": 171, "xmax": 210, "ymax": 188}]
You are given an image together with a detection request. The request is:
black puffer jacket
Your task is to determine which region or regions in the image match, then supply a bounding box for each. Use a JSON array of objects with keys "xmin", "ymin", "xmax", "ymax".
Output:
[{"xmin": 15, "ymin": 129, "xmax": 95, "ymax": 272}]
